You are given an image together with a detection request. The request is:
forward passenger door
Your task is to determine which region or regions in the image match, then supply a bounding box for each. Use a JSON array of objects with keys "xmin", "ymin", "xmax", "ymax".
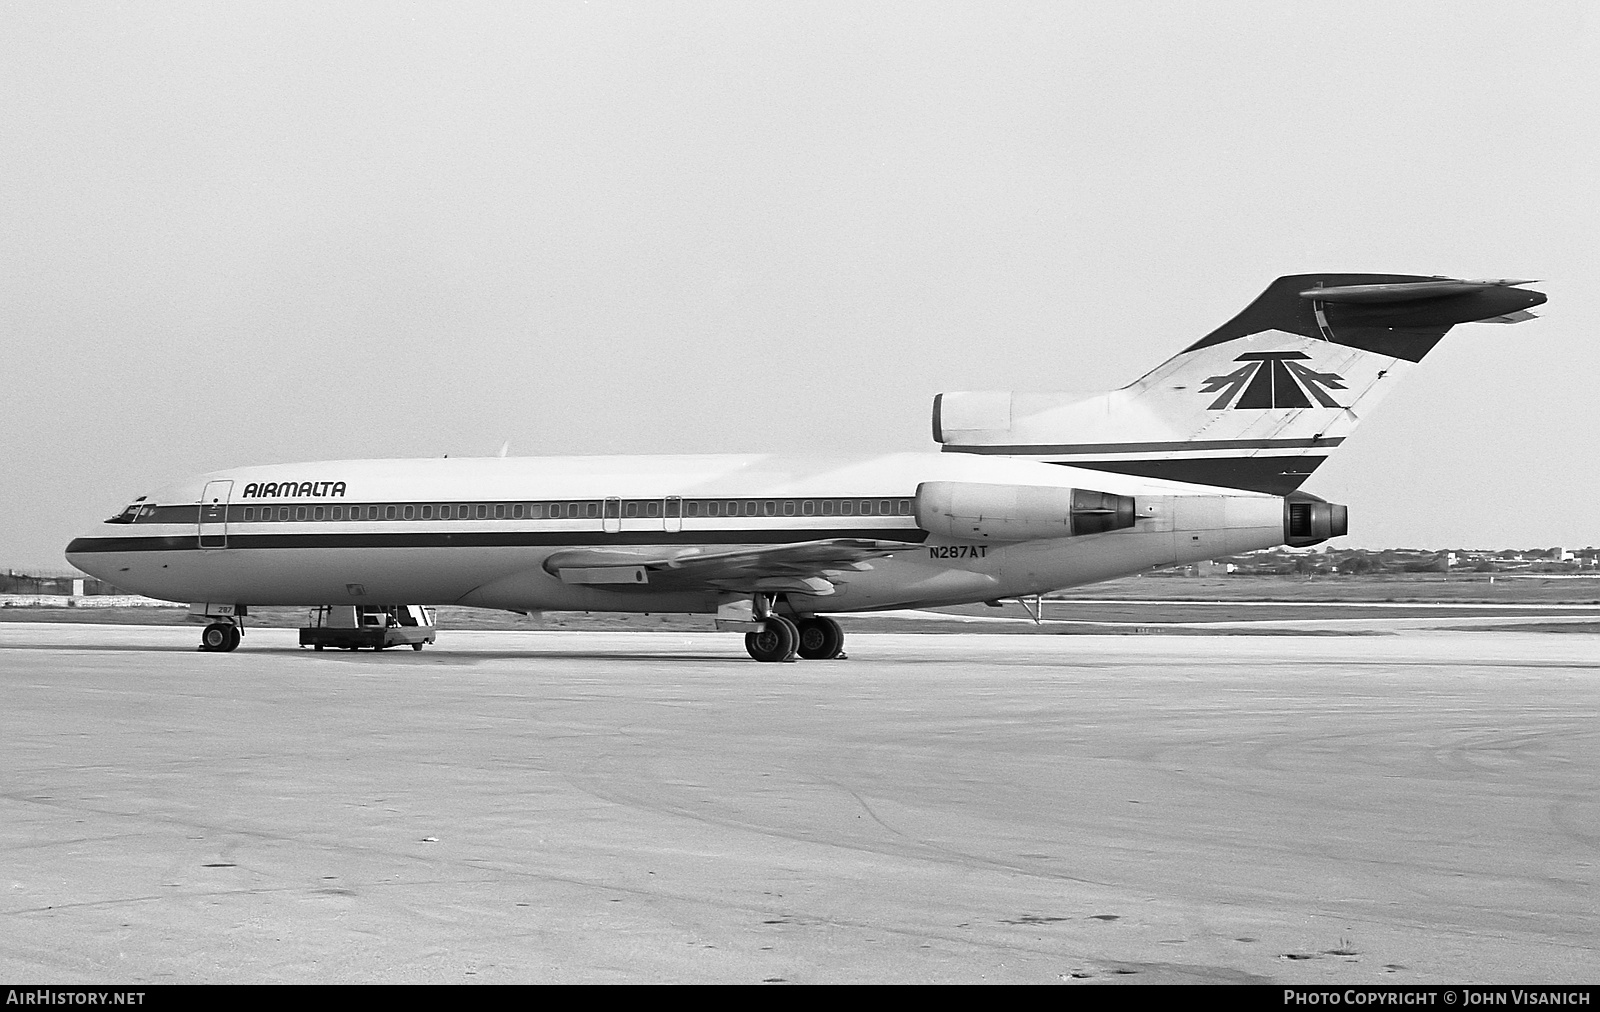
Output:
[{"xmin": 198, "ymin": 480, "xmax": 233, "ymax": 549}]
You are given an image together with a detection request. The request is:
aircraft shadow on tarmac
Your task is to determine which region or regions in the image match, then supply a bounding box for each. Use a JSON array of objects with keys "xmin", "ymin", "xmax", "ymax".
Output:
[
  {"xmin": 2, "ymin": 640, "xmax": 754, "ymax": 665},
  {"xmin": 288, "ymin": 648, "xmax": 750, "ymax": 666}
]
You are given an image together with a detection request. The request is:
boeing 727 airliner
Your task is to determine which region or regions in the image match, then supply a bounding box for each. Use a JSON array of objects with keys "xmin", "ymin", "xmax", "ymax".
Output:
[{"xmin": 66, "ymin": 274, "xmax": 1546, "ymax": 660}]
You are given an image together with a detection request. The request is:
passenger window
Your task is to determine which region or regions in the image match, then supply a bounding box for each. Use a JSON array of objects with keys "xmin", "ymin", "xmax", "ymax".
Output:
[
  {"xmin": 840, "ymin": 500, "xmax": 853, "ymax": 516},
  {"xmin": 314, "ymin": 506, "xmax": 325, "ymax": 521},
  {"xmin": 898, "ymin": 499, "xmax": 911, "ymax": 515},
  {"xmin": 531, "ymin": 503, "xmax": 545, "ymax": 519},
  {"xmin": 783, "ymin": 501, "xmax": 795, "ymax": 516},
  {"xmin": 744, "ymin": 501, "xmax": 757, "ymax": 516},
  {"xmin": 802, "ymin": 501, "xmax": 814, "ymax": 516},
  {"xmin": 513, "ymin": 504, "xmax": 524, "ymax": 519},
  {"xmin": 625, "ymin": 502, "xmax": 639, "ymax": 518},
  {"xmin": 706, "ymin": 501, "xmax": 719, "ymax": 517},
  {"xmin": 822, "ymin": 500, "xmax": 835, "ymax": 516},
  {"xmin": 332, "ymin": 506, "xmax": 343, "ymax": 520},
  {"xmin": 244, "ymin": 507, "xmax": 255, "ymax": 521},
  {"xmin": 385, "ymin": 505, "xmax": 397, "ymax": 520},
  {"xmin": 494, "ymin": 504, "xmax": 505, "ymax": 519},
  {"xmin": 762, "ymin": 501, "xmax": 775, "ymax": 516},
  {"xmin": 645, "ymin": 501, "xmax": 660, "ymax": 518},
  {"xmin": 476, "ymin": 504, "xmax": 487, "ymax": 519},
  {"xmin": 281, "ymin": 507, "xmax": 292, "ymax": 521},
  {"xmin": 879, "ymin": 500, "xmax": 891, "ymax": 515},
  {"xmin": 860, "ymin": 501, "xmax": 872, "ymax": 515},
  {"xmin": 665, "ymin": 498, "xmax": 680, "ymax": 518},
  {"xmin": 686, "ymin": 501, "xmax": 701, "ymax": 517},
  {"xmin": 420, "ymin": 505, "xmax": 431, "ymax": 519},
  {"xmin": 404, "ymin": 505, "xmax": 414, "ymax": 520}
]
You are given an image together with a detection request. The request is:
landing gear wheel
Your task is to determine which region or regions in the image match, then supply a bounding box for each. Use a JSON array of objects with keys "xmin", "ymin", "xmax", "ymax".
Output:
[
  {"xmin": 795, "ymin": 617, "xmax": 845, "ymax": 660},
  {"xmin": 200, "ymin": 623, "xmax": 231, "ymax": 652},
  {"xmin": 771, "ymin": 615, "xmax": 799, "ymax": 660},
  {"xmin": 744, "ymin": 618, "xmax": 797, "ymax": 662},
  {"xmin": 412, "ymin": 643, "xmax": 424, "ymax": 651},
  {"xmin": 224, "ymin": 625, "xmax": 241, "ymax": 652}
]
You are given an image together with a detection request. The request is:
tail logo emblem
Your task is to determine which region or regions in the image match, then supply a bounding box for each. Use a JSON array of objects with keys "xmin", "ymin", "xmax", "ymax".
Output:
[{"xmin": 1200, "ymin": 352, "xmax": 1346, "ymax": 409}]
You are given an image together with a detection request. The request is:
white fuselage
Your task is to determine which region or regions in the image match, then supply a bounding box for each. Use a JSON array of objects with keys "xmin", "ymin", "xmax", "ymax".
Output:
[{"xmin": 66, "ymin": 451, "xmax": 1287, "ymax": 614}]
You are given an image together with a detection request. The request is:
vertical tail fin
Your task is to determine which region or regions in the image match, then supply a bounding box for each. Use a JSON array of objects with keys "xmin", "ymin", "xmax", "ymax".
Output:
[{"xmin": 933, "ymin": 274, "xmax": 1545, "ymax": 494}]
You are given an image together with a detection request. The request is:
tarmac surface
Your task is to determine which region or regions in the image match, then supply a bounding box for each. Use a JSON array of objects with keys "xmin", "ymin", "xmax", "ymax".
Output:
[{"xmin": 1, "ymin": 623, "xmax": 1596, "ymax": 984}]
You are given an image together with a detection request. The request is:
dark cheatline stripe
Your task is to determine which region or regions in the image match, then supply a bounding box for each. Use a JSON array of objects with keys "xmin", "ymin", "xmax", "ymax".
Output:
[
  {"xmin": 1051, "ymin": 455, "xmax": 1326, "ymax": 495},
  {"xmin": 65, "ymin": 528, "xmax": 930, "ymax": 555},
  {"xmin": 941, "ymin": 436, "xmax": 1343, "ymax": 455}
]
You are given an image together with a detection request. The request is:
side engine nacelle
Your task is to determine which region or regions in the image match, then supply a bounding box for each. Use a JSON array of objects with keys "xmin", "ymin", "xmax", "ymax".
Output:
[
  {"xmin": 915, "ymin": 481, "xmax": 1137, "ymax": 542},
  {"xmin": 1284, "ymin": 492, "xmax": 1349, "ymax": 547}
]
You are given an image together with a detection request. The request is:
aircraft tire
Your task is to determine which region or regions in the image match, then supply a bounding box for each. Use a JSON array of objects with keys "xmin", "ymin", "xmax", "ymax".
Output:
[
  {"xmin": 772, "ymin": 615, "xmax": 800, "ymax": 660},
  {"xmin": 412, "ymin": 643, "xmax": 424, "ymax": 651},
  {"xmin": 200, "ymin": 623, "xmax": 230, "ymax": 652},
  {"xmin": 223, "ymin": 625, "xmax": 241, "ymax": 652},
  {"xmin": 744, "ymin": 619, "xmax": 796, "ymax": 662},
  {"xmin": 795, "ymin": 617, "xmax": 844, "ymax": 660}
]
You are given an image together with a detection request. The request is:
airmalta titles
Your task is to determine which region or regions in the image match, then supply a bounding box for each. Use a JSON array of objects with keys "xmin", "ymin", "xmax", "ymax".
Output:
[{"xmin": 240, "ymin": 481, "xmax": 348, "ymax": 499}]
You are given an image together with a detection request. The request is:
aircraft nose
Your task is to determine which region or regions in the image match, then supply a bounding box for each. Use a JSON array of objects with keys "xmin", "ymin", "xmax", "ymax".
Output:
[
  {"xmin": 65, "ymin": 537, "xmax": 100, "ymax": 577},
  {"xmin": 64, "ymin": 530, "xmax": 122, "ymax": 583}
]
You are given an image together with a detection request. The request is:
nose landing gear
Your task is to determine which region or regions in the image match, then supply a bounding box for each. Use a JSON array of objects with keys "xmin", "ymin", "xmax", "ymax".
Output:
[{"xmin": 199, "ymin": 622, "xmax": 241, "ymax": 652}]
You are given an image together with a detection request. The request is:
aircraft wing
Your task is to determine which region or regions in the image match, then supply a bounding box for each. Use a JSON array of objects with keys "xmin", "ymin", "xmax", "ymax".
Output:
[{"xmin": 543, "ymin": 538, "xmax": 919, "ymax": 596}]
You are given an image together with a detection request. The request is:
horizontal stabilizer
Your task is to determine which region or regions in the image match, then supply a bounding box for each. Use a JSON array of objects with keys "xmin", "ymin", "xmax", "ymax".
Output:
[
  {"xmin": 1475, "ymin": 310, "xmax": 1540, "ymax": 325},
  {"xmin": 1300, "ymin": 278, "xmax": 1539, "ymax": 304}
]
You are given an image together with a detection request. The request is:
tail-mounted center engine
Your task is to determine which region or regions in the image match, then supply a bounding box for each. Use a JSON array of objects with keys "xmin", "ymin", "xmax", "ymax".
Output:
[
  {"xmin": 1284, "ymin": 492, "xmax": 1349, "ymax": 547},
  {"xmin": 915, "ymin": 481, "xmax": 1137, "ymax": 542}
]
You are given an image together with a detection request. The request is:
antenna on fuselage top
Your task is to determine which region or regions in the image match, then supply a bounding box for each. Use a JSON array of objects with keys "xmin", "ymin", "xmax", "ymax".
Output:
[{"xmin": 497, "ymin": 441, "xmax": 509, "ymax": 458}]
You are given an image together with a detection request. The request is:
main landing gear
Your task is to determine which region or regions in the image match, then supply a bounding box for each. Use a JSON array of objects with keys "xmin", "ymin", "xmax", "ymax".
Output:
[
  {"xmin": 795, "ymin": 617, "xmax": 846, "ymax": 660},
  {"xmin": 743, "ymin": 616, "xmax": 846, "ymax": 663},
  {"xmin": 199, "ymin": 622, "xmax": 241, "ymax": 653}
]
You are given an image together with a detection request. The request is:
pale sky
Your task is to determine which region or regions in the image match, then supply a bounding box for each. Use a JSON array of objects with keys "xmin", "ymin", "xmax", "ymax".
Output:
[{"xmin": 4, "ymin": 1, "xmax": 1597, "ymax": 571}]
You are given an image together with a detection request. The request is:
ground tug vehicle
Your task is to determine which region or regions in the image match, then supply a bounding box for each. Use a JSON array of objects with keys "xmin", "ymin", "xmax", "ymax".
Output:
[{"xmin": 298, "ymin": 605, "xmax": 437, "ymax": 651}]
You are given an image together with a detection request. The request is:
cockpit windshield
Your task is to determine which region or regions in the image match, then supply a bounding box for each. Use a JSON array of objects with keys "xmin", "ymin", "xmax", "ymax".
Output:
[{"xmin": 106, "ymin": 497, "xmax": 147, "ymax": 524}]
